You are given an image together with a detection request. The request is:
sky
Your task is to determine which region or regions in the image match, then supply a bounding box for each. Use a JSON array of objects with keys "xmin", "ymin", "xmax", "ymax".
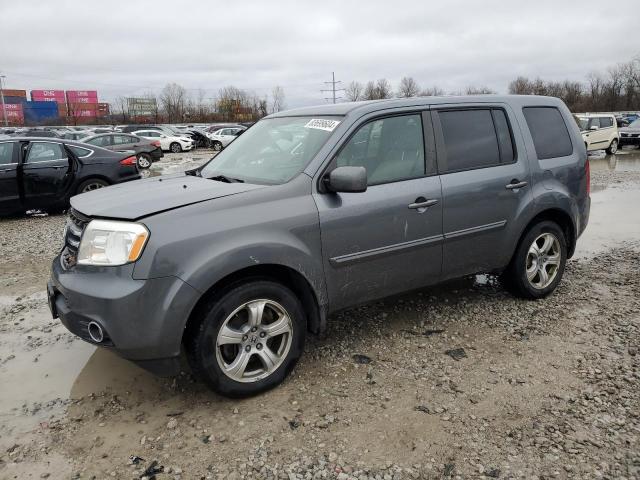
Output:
[{"xmin": 0, "ymin": 0, "xmax": 638, "ymax": 109}]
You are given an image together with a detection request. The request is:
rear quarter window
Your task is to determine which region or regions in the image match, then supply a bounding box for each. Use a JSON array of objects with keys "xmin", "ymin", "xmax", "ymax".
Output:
[{"xmin": 523, "ymin": 107, "xmax": 573, "ymax": 159}]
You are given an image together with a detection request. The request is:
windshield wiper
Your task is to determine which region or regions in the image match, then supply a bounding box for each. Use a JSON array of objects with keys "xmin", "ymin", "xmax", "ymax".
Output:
[{"xmin": 209, "ymin": 174, "xmax": 244, "ymax": 183}]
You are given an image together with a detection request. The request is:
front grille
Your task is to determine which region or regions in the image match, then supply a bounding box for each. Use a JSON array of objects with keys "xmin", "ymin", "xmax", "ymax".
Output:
[{"xmin": 61, "ymin": 209, "xmax": 90, "ymax": 269}]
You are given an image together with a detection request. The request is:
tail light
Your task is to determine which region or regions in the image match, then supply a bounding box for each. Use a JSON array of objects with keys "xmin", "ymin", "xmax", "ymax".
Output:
[
  {"xmin": 585, "ymin": 159, "xmax": 590, "ymax": 196},
  {"xmin": 120, "ymin": 156, "xmax": 137, "ymax": 166},
  {"xmin": 152, "ymin": 141, "xmax": 161, "ymax": 147}
]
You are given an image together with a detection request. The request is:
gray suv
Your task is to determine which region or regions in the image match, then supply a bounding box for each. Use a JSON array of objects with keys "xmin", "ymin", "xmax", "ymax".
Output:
[{"xmin": 48, "ymin": 95, "xmax": 590, "ymax": 397}]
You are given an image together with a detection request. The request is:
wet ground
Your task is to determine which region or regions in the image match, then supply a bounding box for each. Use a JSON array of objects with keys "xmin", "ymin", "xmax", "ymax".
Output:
[{"xmin": 0, "ymin": 147, "xmax": 639, "ymax": 478}]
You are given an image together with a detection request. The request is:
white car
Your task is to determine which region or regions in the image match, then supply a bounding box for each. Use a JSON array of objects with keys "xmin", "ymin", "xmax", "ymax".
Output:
[
  {"xmin": 576, "ymin": 114, "xmax": 619, "ymax": 154},
  {"xmin": 207, "ymin": 127, "xmax": 245, "ymax": 151},
  {"xmin": 132, "ymin": 129, "xmax": 195, "ymax": 153}
]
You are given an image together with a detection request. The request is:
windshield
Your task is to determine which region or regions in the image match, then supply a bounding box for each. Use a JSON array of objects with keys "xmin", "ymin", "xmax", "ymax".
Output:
[
  {"xmin": 629, "ymin": 119, "xmax": 640, "ymax": 129},
  {"xmin": 200, "ymin": 116, "xmax": 341, "ymax": 184},
  {"xmin": 576, "ymin": 116, "xmax": 588, "ymax": 131}
]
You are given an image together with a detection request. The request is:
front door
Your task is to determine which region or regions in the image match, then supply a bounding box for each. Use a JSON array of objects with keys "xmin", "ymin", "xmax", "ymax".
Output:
[
  {"xmin": 22, "ymin": 141, "xmax": 73, "ymax": 209},
  {"xmin": 0, "ymin": 141, "xmax": 20, "ymax": 214},
  {"xmin": 432, "ymin": 106, "xmax": 532, "ymax": 280},
  {"xmin": 314, "ymin": 112, "xmax": 443, "ymax": 310}
]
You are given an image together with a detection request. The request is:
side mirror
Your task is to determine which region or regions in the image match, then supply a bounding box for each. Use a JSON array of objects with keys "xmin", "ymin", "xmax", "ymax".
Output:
[
  {"xmin": 589, "ymin": 125, "xmax": 599, "ymax": 131},
  {"xmin": 325, "ymin": 166, "xmax": 367, "ymax": 193}
]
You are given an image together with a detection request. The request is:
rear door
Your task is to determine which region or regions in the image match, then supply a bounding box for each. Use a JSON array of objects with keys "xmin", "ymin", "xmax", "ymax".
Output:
[
  {"xmin": 22, "ymin": 141, "xmax": 73, "ymax": 208},
  {"xmin": 0, "ymin": 141, "xmax": 20, "ymax": 213},
  {"xmin": 314, "ymin": 111, "xmax": 443, "ymax": 310},
  {"xmin": 433, "ymin": 105, "xmax": 532, "ymax": 280},
  {"xmin": 112, "ymin": 134, "xmax": 139, "ymax": 152}
]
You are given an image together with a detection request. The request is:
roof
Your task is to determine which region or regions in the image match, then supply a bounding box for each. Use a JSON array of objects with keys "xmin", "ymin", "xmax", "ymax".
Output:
[{"xmin": 267, "ymin": 94, "xmax": 564, "ymax": 119}]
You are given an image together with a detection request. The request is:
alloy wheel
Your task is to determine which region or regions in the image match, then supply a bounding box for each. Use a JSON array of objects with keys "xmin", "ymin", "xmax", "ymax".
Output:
[
  {"xmin": 81, "ymin": 182, "xmax": 106, "ymax": 193},
  {"xmin": 137, "ymin": 155, "xmax": 151, "ymax": 169},
  {"xmin": 525, "ymin": 232, "xmax": 561, "ymax": 289},
  {"xmin": 215, "ymin": 299, "xmax": 293, "ymax": 383}
]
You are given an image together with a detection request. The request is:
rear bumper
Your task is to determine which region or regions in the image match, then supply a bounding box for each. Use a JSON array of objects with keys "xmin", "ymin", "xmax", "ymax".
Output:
[
  {"xmin": 150, "ymin": 147, "xmax": 163, "ymax": 160},
  {"xmin": 49, "ymin": 257, "xmax": 201, "ymax": 376}
]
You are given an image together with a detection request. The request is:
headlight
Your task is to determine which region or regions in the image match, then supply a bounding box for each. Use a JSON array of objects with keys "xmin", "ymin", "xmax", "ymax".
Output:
[{"xmin": 77, "ymin": 220, "xmax": 149, "ymax": 266}]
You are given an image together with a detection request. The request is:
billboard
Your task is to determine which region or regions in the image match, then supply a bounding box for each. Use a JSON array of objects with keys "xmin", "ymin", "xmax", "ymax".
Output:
[
  {"xmin": 127, "ymin": 97, "xmax": 157, "ymax": 116},
  {"xmin": 66, "ymin": 90, "xmax": 98, "ymax": 104},
  {"xmin": 31, "ymin": 90, "xmax": 66, "ymax": 102},
  {"xmin": 0, "ymin": 103, "xmax": 24, "ymax": 124}
]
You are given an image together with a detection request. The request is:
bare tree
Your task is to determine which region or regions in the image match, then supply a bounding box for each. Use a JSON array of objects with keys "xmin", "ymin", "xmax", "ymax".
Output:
[
  {"xmin": 397, "ymin": 77, "xmax": 420, "ymax": 98},
  {"xmin": 363, "ymin": 79, "xmax": 393, "ymax": 100},
  {"xmin": 270, "ymin": 86, "xmax": 286, "ymax": 113},
  {"xmin": 420, "ymin": 86, "xmax": 445, "ymax": 96},
  {"xmin": 160, "ymin": 83, "xmax": 187, "ymax": 123},
  {"xmin": 508, "ymin": 76, "xmax": 531, "ymax": 95},
  {"xmin": 114, "ymin": 96, "xmax": 129, "ymax": 123},
  {"xmin": 345, "ymin": 81, "xmax": 364, "ymax": 102},
  {"xmin": 465, "ymin": 85, "xmax": 496, "ymax": 95}
]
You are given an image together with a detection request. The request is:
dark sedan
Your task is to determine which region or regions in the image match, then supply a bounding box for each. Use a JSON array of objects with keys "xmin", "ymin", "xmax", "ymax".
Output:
[
  {"xmin": 82, "ymin": 133, "xmax": 163, "ymax": 169},
  {"xmin": 619, "ymin": 119, "xmax": 640, "ymax": 148},
  {"xmin": 0, "ymin": 137, "xmax": 140, "ymax": 216}
]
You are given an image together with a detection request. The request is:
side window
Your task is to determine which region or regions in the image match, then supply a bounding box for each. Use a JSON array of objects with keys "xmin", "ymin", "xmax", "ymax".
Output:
[
  {"xmin": 113, "ymin": 135, "xmax": 132, "ymax": 145},
  {"xmin": 69, "ymin": 146, "xmax": 92, "ymax": 158},
  {"xmin": 26, "ymin": 142, "xmax": 67, "ymax": 163},
  {"xmin": 600, "ymin": 117, "xmax": 613, "ymax": 128},
  {"xmin": 588, "ymin": 118, "xmax": 601, "ymax": 129},
  {"xmin": 335, "ymin": 114, "xmax": 425, "ymax": 185},
  {"xmin": 522, "ymin": 107, "xmax": 573, "ymax": 160},
  {"xmin": 435, "ymin": 109, "xmax": 500, "ymax": 172},
  {"xmin": 0, "ymin": 142, "xmax": 15, "ymax": 164},
  {"xmin": 491, "ymin": 109, "xmax": 515, "ymax": 164}
]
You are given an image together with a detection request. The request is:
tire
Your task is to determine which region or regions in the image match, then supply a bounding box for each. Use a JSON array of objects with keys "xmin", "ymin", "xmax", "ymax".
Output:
[
  {"xmin": 136, "ymin": 153, "xmax": 152, "ymax": 169},
  {"xmin": 170, "ymin": 142, "xmax": 182, "ymax": 153},
  {"xmin": 186, "ymin": 280, "xmax": 306, "ymax": 397},
  {"xmin": 212, "ymin": 141, "xmax": 223, "ymax": 152},
  {"xmin": 76, "ymin": 178, "xmax": 109, "ymax": 195},
  {"xmin": 605, "ymin": 139, "xmax": 618, "ymax": 155},
  {"xmin": 502, "ymin": 220, "xmax": 567, "ymax": 299}
]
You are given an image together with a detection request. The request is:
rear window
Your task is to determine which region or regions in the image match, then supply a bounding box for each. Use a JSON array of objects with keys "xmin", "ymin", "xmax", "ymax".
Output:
[
  {"xmin": 599, "ymin": 117, "xmax": 613, "ymax": 128},
  {"xmin": 523, "ymin": 107, "xmax": 573, "ymax": 159}
]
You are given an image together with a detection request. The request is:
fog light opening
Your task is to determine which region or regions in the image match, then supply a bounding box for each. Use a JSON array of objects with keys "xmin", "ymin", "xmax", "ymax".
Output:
[{"xmin": 88, "ymin": 321, "xmax": 105, "ymax": 343}]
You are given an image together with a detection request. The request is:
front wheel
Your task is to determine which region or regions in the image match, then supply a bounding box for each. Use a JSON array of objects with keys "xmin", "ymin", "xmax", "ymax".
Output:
[
  {"xmin": 502, "ymin": 221, "xmax": 567, "ymax": 299},
  {"xmin": 170, "ymin": 142, "xmax": 182, "ymax": 153},
  {"xmin": 136, "ymin": 153, "xmax": 152, "ymax": 169},
  {"xmin": 605, "ymin": 139, "xmax": 618, "ymax": 155},
  {"xmin": 186, "ymin": 280, "xmax": 306, "ymax": 397}
]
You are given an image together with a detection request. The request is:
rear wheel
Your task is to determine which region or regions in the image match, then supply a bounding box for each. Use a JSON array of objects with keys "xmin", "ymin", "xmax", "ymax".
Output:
[
  {"xmin": 212, "ymin": 141, "xmax": 223, "ymax": 151},
  {"xmin": 187, "ymin": 280, "xmax": 306, "ymax": 397},
  {"xmin": 136, "ymin": 153, "xmax": 152, "ymax": 169},
  {"xmin": 76, "ymin": 178, "xmax": 109, "ymax": 195},
  {"xmin": 605, "ymin": 139, "xmax": 618, "ymax": 155},
  {"xmin": 170, "ymin": 142, "xmax": 182, "ymax": 153},
  {"xmin": 502, "ymin": 221, "xmax": 567, "ymax": 299}
]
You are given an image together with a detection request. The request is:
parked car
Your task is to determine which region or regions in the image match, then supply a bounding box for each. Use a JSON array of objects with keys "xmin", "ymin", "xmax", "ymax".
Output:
[
  {"xmin": 576, "ymin": 114, "xmax": 619, "ymax": 153},
  {"xmin": 204, "ymin": 124, "xmax": 245, "ymax": 134},
  {"xmin": 49, "ymin": 95, "xmax": 590, "ymax": 397},
  {"xmin": 618, "ymin": 119, "xmax": 640, "ymax": 148},
  {"xmin": 185, "ymin": 128, "xmax": 212, "ymax": 148},
  {"xmin": 20, "ymin": 129, "xmax": 61, "ymax": 138},
  {"xmin": 207, "ymin": 126, "xmax": 245, "ymax": 151},
  {"xmin": 120, "ymin": 125, "xmax": 162, "ymax": 134},
  {"xmin": 82, "ymin": 133, "xmax": 163, "ymax": 169},
  {"xmin": 62, "ymin": 131, "xmax": 91, "ymax": 141},
  {"xmin": 132, "ymin": 129, "xmax": 194, "ymax": 153},
  {"xmin": 0, "ymin": 137, "xmax": 140, "ymax": 216}
]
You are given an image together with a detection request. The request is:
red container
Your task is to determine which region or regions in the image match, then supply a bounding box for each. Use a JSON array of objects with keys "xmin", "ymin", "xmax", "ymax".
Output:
[
  {"xmin": 0, "ymin": 103, "xmax": 24, "ymax": 124},
  {"xmin": 66, "ymin": 90, "xmax": 98, "ymax": 103},
  {"xmin": 31, "ymin": 89, "xmax": 66, "ymax": 102}
]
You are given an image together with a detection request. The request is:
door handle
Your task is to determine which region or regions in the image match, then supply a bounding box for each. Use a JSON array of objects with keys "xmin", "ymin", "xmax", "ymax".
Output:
[
  {"xmin": 506, "ymin": 180, "xmax": 528, "ymax": 190},
  {"xmin": 408, "ymin": 199, "xmax": 438, "ymax": 209}
]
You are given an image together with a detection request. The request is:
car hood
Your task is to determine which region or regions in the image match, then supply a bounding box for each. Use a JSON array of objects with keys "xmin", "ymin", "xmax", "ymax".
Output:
[{"xmin": 71, "ymin": 173, "xmax": 264, "ymax": 220}]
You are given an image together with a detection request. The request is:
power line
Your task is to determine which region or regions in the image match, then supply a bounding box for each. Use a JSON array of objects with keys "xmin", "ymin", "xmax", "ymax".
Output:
[{"xmin": 321, "ymin": 72, "xmax": 345, "ymax": 104}]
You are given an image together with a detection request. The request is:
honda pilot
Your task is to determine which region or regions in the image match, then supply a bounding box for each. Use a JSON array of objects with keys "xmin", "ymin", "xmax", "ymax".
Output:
[{"xmin": 48, "ymin": 95, "xmax": 590, "ymax": 397}]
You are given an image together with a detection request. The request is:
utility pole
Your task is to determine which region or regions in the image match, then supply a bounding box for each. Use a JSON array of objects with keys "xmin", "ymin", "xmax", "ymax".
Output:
[
  {"xmin": 0, "ymin": 75, "xmax": 7, "ymax": 127},
  {"xmin": 321, "ymin": 72, "xmax": 345, "ymax": 104}
]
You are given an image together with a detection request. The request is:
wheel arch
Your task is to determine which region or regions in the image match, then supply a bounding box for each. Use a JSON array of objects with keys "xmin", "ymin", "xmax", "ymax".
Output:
[
  {"xmin": 183, "ymin": 263, "xmax": 325, "ymax": 349},
  {"xmin": 511, "ymin": 208, "xmax": 577, "ymax": 265},
  {"xmin": 73, "ymin": 175, "xmax": 112, "ymax": 194}
]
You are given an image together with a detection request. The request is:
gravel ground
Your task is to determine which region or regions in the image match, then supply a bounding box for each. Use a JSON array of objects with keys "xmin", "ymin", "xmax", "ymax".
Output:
[{"xmin": 0, "ymin": 158, "xmax": 639, "ymax": 479}]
